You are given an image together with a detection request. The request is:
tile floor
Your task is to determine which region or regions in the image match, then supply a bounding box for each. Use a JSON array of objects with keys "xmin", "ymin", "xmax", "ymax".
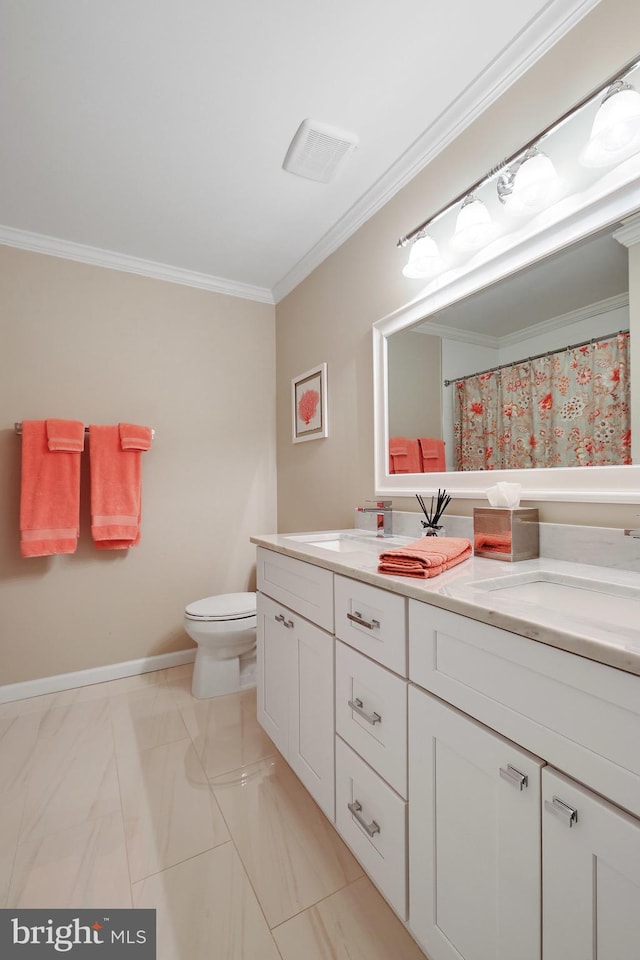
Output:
[{"xmin": 0, "ymin": 665, "xmax": 426, "ymax": 959}]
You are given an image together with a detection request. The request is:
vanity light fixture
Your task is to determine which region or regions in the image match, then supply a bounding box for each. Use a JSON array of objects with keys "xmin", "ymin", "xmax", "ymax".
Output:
[
  {"xmin": 579, "ymin": 80, "xmax": 640, "ymax": 168},
  {"xmin": 401, "ymin": 232, "xmax": 442, "ymax": 278},
  {"xmin": 499, "ymin": 146, "xmax": 563, "ymax": 214},
  {"xmin": 398, "ymin": 51, "xmax": 640, "ymax": 278},
  {"xmin": 451, "ymin": 194, "xmax": 495, "ymax": 251}
]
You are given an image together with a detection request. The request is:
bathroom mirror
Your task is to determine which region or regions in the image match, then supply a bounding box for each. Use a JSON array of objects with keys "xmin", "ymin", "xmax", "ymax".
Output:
[{"xmin": 374, "ymin": 159, "xmax": 640, "ymax": 501}]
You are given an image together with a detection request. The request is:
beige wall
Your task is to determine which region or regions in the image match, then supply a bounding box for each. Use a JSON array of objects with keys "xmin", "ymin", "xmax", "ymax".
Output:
[
  {"xmin": 387, "ymin": 331, "xmax": 441, "ymax": 439},
  {"xmin": 276, "ymin": 0, "xmax": 640, "ymax": 532},
  {"xmin": 0, "ymin": 247, "xmax": 276, "ymax": 685}
]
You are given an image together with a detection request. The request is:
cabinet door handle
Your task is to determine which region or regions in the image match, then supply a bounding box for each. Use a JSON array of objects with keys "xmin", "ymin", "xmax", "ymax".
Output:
[
  {"xmin": 347, "ymin": 611, "xmax": 381, "ymax": 630},
  {"xmin": 545, "ymin": 796, "xmax": 578, "ymax": 828},
  {"xmin": 274, "ymin": 613, "xmax": 294, "ymax": 629},
  {"xmin": 348, "ymin": 698, "xmax": 382, "ymax": 726},
  {"xmin": 499, "ymin": 764, "xmax": 528, "ymax": 791},
  {"xmin": 348, "ymin": 800, "xmax": 381, "ymax": 838}
]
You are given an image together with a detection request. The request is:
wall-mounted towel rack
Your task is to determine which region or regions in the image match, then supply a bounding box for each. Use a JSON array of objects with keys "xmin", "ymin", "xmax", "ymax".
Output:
[{"xmin": 14, "ymin": 421, "xmax": 156, "ymax": 439}]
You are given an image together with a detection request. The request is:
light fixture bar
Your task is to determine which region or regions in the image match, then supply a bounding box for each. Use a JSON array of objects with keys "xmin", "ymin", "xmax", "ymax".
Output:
[{"xmin": 397, "ymin": 52, "xmax": 640, "ymax": 248}]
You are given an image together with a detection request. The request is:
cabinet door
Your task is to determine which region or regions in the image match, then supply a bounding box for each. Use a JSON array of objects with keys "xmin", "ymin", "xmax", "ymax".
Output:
[
  {"xmin": 409, "ymin": 686, "xmax": 543, "ymax": 960},
  {"xmin": 289, "ymin": 613, "xmax": 335, "ymax": 821},
  {"xmin": 256, "ymin": 592, "xmax": 291, "ymax": 757},
  {"xmin": 543, "ymin": 767, "xmax": 640, "ymax": 960}
]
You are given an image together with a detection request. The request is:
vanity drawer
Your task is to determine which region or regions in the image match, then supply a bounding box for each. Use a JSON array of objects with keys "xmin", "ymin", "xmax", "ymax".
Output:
[
  {"xmin": 335, "ymin": 641, "xmax": 407, "ymax": 797},
  {"xmin": 334, "ymin": 574, "xmax": 407, "ymax": 675},
  {"xmin": 335, "ymin": 736, "xmax": 407, "ymax": 920},
  {"xmin": 257, "ymin": 547, "xmax": 333, "ymax": 632},
  {"xmin": 409, "ymin": 600, "xmax": 640, "ymax": 818}
]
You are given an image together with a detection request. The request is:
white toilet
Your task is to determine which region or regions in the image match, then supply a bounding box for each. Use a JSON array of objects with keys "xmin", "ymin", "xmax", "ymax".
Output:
[{"xmin": 184, "ymin": 592, "xmax": 257, "ymax": 699}]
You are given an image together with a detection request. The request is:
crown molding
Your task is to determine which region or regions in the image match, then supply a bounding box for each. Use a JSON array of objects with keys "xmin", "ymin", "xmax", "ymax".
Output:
[
  {"xmin": 500, "ymin": 292, "xmax": 630, "ymax": 346},
  {"xmin": 272, "ymin": 0, "xmax": 602, "ymax": 303},
  {"xmin": 413, "ymin": 293, "xmax": 628, "ymax": 348},
  {"xmin": 415, "ymin": 321, "xmax": 500, "ymax": 349},
  {"xmin": 0, "ymin": 225, "xmax": 275, "ymax": 305},
  {"xmin": 613, "ymin": 212, "xmax": 640, "ymax": 247}
]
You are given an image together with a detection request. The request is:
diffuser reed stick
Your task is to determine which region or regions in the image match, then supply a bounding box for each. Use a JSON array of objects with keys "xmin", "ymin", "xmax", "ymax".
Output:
[{"xmin": 416, "ymin": 489, "xmax": 451, "ymax": 536}]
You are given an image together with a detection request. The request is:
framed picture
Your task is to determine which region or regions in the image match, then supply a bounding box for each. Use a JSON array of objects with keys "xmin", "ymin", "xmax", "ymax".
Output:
[{"xmin": 292, "ymin": 362, "xmax": 328, "ymax": 443}]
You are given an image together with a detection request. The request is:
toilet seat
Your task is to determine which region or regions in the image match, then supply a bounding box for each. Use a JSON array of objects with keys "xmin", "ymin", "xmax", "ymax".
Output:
[{"xmin": 185, "ymin": 591, "xmax": 256, "ymax": 622}]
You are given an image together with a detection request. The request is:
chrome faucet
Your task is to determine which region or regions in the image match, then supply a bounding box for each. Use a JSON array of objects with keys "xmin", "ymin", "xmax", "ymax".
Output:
[
  {"xmin": 357, "ymin": 500, "xmax": 393, "ymax": 537},
  {"xmin": 624, "ymin": 516, "xmax": 640, "ymax": 538}
]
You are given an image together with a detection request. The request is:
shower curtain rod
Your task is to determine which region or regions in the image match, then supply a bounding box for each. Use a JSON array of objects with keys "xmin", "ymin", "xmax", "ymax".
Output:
[
  {"xmin": 14, "ymin": 421, "xmax": 155, "ymax": 439},
  {"xmin": 443, "ymin": 329, "xmax": 629, "ymax": 387}
]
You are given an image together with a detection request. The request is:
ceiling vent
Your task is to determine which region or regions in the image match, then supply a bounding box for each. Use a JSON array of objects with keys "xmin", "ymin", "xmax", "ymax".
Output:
[{"xmin": 283, "ymin": 119, "xmax": 358, "ymax": 183}]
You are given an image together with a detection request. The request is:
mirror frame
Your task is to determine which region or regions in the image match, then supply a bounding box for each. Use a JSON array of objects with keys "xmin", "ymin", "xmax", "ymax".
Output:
[{"xmin": 374, "ymin": 169, "xmax": 640, "ymax": 502}]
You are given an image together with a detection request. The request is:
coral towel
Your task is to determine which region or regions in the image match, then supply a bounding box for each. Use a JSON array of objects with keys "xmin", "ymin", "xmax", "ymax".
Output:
[
  {"xmin": 418, "ymin": 437, "xmax": 446, "ymax": 472},
  {"xmin": 118, "ymin": 422, "xmax": 153, "ymax": 451},
  {"xmin": 20, "ymin": 419, "xmax": 84, "ymax": 557},
  {"xmin": 388, "ymin": 437, "xmax": 422, "ymax": 474},
  {"xmin": 89, "ymin": 424, "xmax": 150, "ymax": 549},
  {"xmin": 378, "ymin": 536, "xmax": 472, "ymax": 579}
]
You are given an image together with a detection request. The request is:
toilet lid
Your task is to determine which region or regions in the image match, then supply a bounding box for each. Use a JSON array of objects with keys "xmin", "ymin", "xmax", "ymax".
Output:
[{"xmin": 185, "ymin": 591, "xmax": 256, "ymax": 621}]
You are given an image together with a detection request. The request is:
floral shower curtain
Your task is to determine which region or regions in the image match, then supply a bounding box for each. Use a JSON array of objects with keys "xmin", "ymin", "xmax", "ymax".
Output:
[{"xmin": 454, "ymin": 331, "xmax": 631, "ymax": 470}]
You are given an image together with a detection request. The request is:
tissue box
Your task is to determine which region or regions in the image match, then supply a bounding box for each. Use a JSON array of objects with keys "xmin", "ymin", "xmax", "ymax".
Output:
[{"xmin": 473, "ymin": 507, "xmax": 539, "ymax": 562}]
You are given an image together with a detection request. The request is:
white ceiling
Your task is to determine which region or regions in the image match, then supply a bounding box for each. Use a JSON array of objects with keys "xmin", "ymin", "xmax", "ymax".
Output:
[{"xmin": 0, "ymin": 1, "xmax": 601, "ymax": 303}]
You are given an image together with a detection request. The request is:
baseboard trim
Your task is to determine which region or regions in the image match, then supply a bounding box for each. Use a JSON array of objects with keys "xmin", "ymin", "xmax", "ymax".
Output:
[{"xmin": 0, "ymin": 649, "xmax": 196, "ymax": 704}]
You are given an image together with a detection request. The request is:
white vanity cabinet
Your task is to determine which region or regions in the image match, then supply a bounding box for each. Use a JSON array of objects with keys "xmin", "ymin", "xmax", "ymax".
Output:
[
  {"xmin": 409, "ymin": 686, "xmax": 543, "ymax": 960},
  {"xmin": 542, "ymin": 767, "xmax": 640, "ymax": 960},
  {"xmin": 408, "ymin": 597, "xmax": 640, "ymax": 960},
  {"xmin": 333, "ymin": 574, "xmax": 409, "ymax": 919},
  {"xmin": 256, "ymin": 549, "xmax": 335, "ymax": 820},
  {"xmin": 254, "ymin": 539, "xmax": 640, "ymax": 959}
]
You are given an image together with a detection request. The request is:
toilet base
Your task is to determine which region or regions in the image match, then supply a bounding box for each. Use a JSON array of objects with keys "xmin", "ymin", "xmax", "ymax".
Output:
[{"xmin": 191, "ymin": 648, "xmax": 257, "ymax": 699}]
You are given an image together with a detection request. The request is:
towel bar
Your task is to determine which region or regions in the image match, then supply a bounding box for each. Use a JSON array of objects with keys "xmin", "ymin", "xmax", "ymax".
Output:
[{"xmin": 14, "ymin": 421, "xmax": 155, "ymax": 440}]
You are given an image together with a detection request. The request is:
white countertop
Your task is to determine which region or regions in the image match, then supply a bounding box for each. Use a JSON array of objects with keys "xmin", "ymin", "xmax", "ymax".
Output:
[{"xmin": 251, "ymin": 530, "xmax": 640, "ymax": 677}]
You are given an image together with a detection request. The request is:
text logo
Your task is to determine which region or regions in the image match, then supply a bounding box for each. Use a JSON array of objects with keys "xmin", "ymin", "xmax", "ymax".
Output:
[{"xmin": 1, "ymin": 910, "xmax": 156, "ymax": 957}]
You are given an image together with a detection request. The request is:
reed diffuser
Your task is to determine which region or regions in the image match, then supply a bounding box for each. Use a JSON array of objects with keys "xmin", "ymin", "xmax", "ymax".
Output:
[{"xmin": 416, "ymin": 490, "xmax": 451, "ymax": 536}]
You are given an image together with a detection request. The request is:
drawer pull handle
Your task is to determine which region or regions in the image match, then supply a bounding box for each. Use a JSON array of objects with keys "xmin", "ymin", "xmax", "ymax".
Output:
[
  {"xmin": 348, "ymin": 698, "xmax": 382, "ymax": 726},
  {"xmin": 545, "ymin": 796, "xmax": 578, "ymax": 828},
  {"xmin": 499, "ymin": 764, "xmax": 528, "ymax": 791},
  {"xmin": 274, "ymin": 613, "xmax": 294, "ymax": 629},
  {"xmin": 348, "ymin": 800, "xmax": 380, "ymax": 838},
  {"xmin": 347, "ymin": 611, "xmax": 381, "ymax": 630}
]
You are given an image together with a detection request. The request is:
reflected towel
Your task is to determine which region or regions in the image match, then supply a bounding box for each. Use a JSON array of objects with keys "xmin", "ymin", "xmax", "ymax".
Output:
[
  {"xmin": 20, "ymin": 420, "xmax": 82, "ymax": 557},
  {"xmin": 378, "ymin": 536, "xmax": 472, "ymax": 579},
  {"xmin": 46, "ymin": 419, "xmax": 85, "ymax": 452},
  {"xmin": 418, "ymin": 437, "xmax": 446, "ymax": 472},
  {"xmin": 90, "ymin": 425, "xmax": 145, "ymax": 549},
  {"xmin": 474, "ymin": 533, "xmax": 512, "ymax": 554},
  {"xmin": 388, "ymin": 437, "xmax": 422, "ymax": 474}
]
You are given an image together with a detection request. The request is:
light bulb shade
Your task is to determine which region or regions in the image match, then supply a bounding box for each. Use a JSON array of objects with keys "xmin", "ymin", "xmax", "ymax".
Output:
[
  {"xmin": 402, "ymin": 234, "xmax": 442, "ymax": 278},
  {"xmin": 451, "ymin": 195, "xmax": 494, "ymax": 251},
  {"xmin": 511, "ymin": 149, "xmax": 562, "ymax": 212},
  {"xmin": 580, "ymin": 82, "xmax": 640, "ymax": 168}
]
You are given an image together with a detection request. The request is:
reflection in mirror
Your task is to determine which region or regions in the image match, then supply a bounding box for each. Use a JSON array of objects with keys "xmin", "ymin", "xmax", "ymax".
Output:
[{"xmin": 387, "ymin": 225, "xmax": 631, "ymax": 472}]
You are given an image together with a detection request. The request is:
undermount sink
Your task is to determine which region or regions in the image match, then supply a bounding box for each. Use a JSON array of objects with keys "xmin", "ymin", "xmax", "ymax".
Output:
[
  {"xmin": 284, "ymin": 531, "xmax": 413, "ymax": 553},
  {"xmin": 469, "ymin": 569, "xmax": 640, "ymax": 631}
]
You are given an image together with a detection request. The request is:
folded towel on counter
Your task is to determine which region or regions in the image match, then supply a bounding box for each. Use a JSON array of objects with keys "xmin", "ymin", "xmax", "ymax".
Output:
[
  {"xmin": 20, "ymin": 420, "xmax": 82, "ymax": 557},
  {"xmin": 378, "ymin": 536, "xmax": 472, "ymax": 579},
  {"xmin": 119, "ymin": 422, "xmax": 153, "ymax": 451},
  {"xmin": 46, "ymin": 419, "xmax": 85, "ymax": 452},
  {"xmin": 90, "ymin": 424, "xmax": 149, "ymax": 549},
  {"xmin": 418, "ymin": 437, "xmax": 446, "ymax": 472},
  {"xmin": 388, "ymin": 437, "xmax": 422, "ymax": 474}
]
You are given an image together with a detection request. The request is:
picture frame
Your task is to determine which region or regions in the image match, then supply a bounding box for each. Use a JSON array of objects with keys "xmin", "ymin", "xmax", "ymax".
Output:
[{"xmin": 291, "ymin": 362, "xmax": 328, "ymax": 443}]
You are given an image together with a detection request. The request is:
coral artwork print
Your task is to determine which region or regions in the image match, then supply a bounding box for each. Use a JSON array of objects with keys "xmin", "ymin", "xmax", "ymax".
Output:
[
  {"xmin": 298, "ymin": 388, "xmax": 320, "ymax": 425},
  {"xmin": 292, "ymin": 363, "xmax": 328, "ymax": 442}
]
